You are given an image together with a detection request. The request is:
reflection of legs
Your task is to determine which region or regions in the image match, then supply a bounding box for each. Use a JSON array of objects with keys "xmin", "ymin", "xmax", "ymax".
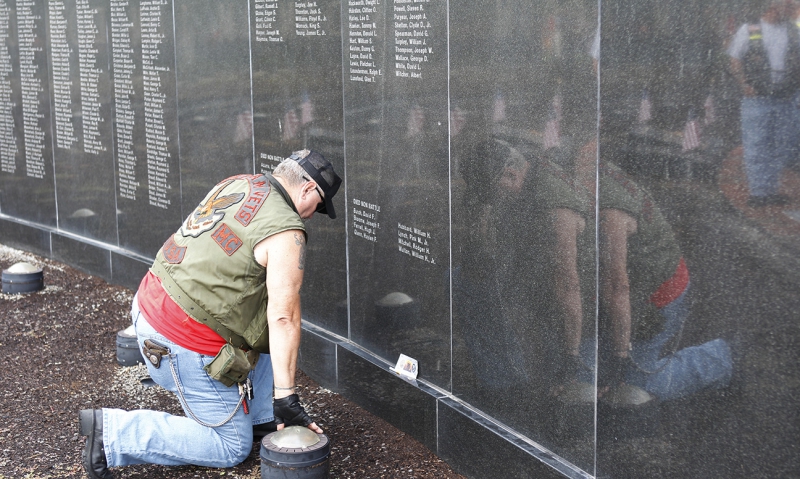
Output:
[
  {"xmin": 634, "ymin": 339, "xmax": 731, "ymax": 401},
  {"xmin": 741, "ymin": 97, "xmax": 792, "ymax": 198},
  {"xmin": 626, "ymin": 288, "xmax": 732, "ymax": 401},
  {"xmin": 740, "ymin": 97, "xmax": 772, "ymax": 197},
  {"xmin": 768, "ymin": 99, "xmax": 795, "ymax": 195},
  {"xmin": 581, "ymin": 287, "xmax": 733, "ymax": 401}
]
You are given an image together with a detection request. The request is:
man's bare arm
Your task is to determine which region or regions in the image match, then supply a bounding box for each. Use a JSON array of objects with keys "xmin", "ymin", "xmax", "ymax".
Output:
[
  {"xmin": 254, "ymin": 229, "xmax": 323, "ymax": 433},
  {"xmin": 552, "ymin": 208, "xmax": 586, "ymax": 356},
  {"xmin": 599, "ymin": 208, "xmax": 637, "ymax": 358}
]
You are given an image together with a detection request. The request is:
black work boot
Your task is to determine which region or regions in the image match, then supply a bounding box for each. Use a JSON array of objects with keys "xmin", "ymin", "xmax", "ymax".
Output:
[{"xmin": 79, "ymin": 409, "xmax": 113, "ymax": 479}]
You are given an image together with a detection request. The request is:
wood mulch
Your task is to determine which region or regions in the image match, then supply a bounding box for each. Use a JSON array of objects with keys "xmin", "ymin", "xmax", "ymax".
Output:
[{"xmin": 0, "ymin": 244, "xmax": 466, "ymax": 479}]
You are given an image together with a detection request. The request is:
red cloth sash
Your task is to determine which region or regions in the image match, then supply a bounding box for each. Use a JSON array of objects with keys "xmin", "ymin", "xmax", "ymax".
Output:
[
  {"xmin": 649, "ymin": 258, "xmax": 689, "ymax": 309},
  {"xmin": 137, "ymin": 271, "xmax": 226, "ymax": 356}
]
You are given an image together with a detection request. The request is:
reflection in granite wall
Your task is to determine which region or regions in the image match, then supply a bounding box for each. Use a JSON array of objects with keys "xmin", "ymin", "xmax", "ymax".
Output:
[
  {"xmin": 110, "ymin": 0, "xmax": 183, "ymax": 256},
  {"xmin": 344, "ymin": 0, "xmax": 451, "ymax": 388},
  {"xmin": 449, "ymin": 0, "xmax": 598, "ymax": 470},
  {"xmin": 596, "ymin": 1, "xmax": 800, "ymax": 477},
  {"xmin": 249, "ymin": 0, "xmax": 348, "ymax": 337},
  {"xmin": 0, "ymin": 0, "xmax": 798, "ymax": 477}
]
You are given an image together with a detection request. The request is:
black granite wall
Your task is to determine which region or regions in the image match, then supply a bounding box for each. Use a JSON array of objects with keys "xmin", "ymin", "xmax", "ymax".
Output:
[{"xmin": 1, "ymin": 0, "xmax": 799, "ymax": 477}]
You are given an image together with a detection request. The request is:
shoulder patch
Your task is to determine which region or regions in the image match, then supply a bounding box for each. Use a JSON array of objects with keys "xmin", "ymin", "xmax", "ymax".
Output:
[{"xmin": 162, "ymin": 235, "xmax": 187, "ymax": 264}]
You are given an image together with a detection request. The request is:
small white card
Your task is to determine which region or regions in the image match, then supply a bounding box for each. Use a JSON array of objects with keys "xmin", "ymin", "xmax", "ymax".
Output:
[{"xmin": 392, "ymin": 354, "xmax": 419, "ymax": 380}]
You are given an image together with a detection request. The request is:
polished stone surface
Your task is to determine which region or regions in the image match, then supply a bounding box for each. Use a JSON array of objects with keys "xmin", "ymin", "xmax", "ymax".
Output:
[
  {"xmin": 336, "ymin": 344, "xmax": 439, "ymax": 452},
  {"xmin": 437, "ymin": 398, "xmax": 584, "ymax": 479},
  {"xmin": 110, "ymin": 0, "xmax": 184, "ymax": 257},
  {"xmin": 110, "ymin": 252, "xmax": 150, "ymax": 292},
  {"xmin": 249, "ymin": 0, "xmax": 348, "ymax": 336},
  {"xmin": 449, "ymin": 0, "xmax": 598, "ymax": 468},
  {"xmin": 298, "ymin": 326, "xmax": 339, "ymax": 389},
  {"xmin": 0, "ymin": 0, "xmax": 56, "ymax": 226},
  {"xmin": 49, "ymin": 0, "xmax": 117, "ymax": 244},
  {"xmin": 343, "ymin": 0, "xmax": 451, "ymax": 388},
  {"xmin": 51, "ymin": 233, "xmax": 111, "ymax": 280},
  {"xmin": 0, "ymin": 0, "xmax": 799, "ymax": 477},
  {"xmin": 0, "ymin": 219, "xmax": 51, "ymax": 257}
]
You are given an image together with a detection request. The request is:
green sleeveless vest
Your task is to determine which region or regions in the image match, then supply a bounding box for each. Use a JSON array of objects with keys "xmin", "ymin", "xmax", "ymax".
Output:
[{"xmin": 151, "ymin": 174, "xmax": 305, "ymax": 353}]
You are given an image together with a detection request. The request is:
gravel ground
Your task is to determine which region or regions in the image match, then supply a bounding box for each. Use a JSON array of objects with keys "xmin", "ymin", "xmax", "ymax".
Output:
[{"xmin": 0, "ymin": 243, "xmax": 467, "ymax": 479}]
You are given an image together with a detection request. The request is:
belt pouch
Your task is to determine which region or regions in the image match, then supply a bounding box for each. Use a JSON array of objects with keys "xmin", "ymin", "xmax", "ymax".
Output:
[
  {"xmin": 142, "ymin": 339, "xmax": 169, "ymax": 368},
  {"xmin": 204, "ymin": 343, "xmax": 253, "ymax": 387}
]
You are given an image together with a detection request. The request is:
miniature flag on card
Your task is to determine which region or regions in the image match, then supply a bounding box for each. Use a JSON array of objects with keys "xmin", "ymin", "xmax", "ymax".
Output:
[
  {"xmin": 234, "ymin": 111, "xmax": 253, "ymax": 143},
  {"xmin": 282, "ymin": 106, "xmax": 300, "ymax": 141},
  {"xmin": 682, "ymin": 109, "xmax": 701, "ymax": 152},
  {"xmin": 450, "ymin": 105, "xmax": 467, "ymax": 137},
  {"xmin": 703, "ymin": 94, "xmax": 715, "ymax": 125},
  {"xmin": 300, "ymin": 91, "xmax": 314, "ymax": 125},
  {"xmin": 638, "ymin": 89, "xmax": 652, "ymax": 123},
  {"xmin": 543, "ymin": 94, "xmax": 562, "ymax": 149},
  {"xmin": 492, "ymin": 91, "xmax": 507, "ymax": 123},
  {"xmin": 544, "ymin": 15, "xmax": 563, "ymax": 57},
  {"xmin": 406, "ymin": 104, "xmax": 425, "ymax": 138}
]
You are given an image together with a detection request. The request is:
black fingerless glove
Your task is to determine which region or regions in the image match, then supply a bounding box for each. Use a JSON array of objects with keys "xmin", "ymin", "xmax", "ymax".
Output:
[
  {"xmin": 273, "ymin": 394, "xmax": 313, "ymax": 427},
  {"xmin": 599, "ymin": 355, "xmax": 634, "ymax": 389}
]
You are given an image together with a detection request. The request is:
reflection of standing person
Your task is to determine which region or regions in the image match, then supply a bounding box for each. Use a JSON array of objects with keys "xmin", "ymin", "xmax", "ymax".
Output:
[
  {"xmin": 79, "ymin": 150, "xmax": 341, "ymax": 479},
  {"xmin": 728, "ymin": 0, "xmax": 799, "ymax": 207}
]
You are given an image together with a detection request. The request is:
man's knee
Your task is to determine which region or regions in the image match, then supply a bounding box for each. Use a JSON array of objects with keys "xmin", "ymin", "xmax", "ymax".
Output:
[{"xmin": 220, "ymin": 428, "xmax": 254, "ymax": 467}]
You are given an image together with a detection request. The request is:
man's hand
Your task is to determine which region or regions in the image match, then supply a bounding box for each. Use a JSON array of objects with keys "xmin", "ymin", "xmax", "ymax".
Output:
[{"xmin": 273, "ymin": 394, "xmax": 324, "ymax": 434}]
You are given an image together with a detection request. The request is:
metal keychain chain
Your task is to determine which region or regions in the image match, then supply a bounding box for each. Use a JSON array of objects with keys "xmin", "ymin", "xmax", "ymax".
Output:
[{"xmin": 168, "ymin": 355, "xmax": 245, "ymax": 428}]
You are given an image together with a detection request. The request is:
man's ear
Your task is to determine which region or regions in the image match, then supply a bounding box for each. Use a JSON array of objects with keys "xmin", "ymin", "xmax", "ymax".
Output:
[{"xmin": 301, "ymin": 181, "xmax": 315, "ymax": 197}]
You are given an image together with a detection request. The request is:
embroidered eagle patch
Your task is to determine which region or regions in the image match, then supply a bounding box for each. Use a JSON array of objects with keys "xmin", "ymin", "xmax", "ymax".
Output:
[{"xmin": 181, "ymin": 179, "xmax": 245, "ymax": 238}]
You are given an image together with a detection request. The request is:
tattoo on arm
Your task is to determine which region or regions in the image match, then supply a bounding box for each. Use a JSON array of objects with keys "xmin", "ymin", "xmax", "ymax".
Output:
[{"xmin": 294, "ymin": 233, "xmax": 306, "ymax": 270}]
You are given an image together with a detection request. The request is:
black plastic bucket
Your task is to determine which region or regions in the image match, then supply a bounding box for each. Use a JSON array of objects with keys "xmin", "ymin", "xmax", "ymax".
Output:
[
  {"xmin": 261, "ymin": 426, "xmax": 330, "ymax": 479},
  {"xmin": 2, "ymin": 262, "xmax": 44, "ymax": 294},
  {"xmin": 116, "ymin": 325, "xmax": 145, "ymax": 367}
]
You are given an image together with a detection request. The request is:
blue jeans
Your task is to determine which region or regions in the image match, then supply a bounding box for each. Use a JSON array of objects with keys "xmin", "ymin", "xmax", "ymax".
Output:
[
  {"xmin": 740, "ymin": 96, "xmax": 795, "ymax": 197},
  {"xmin": 580, "ymin": 286, "xmax": 733, "ymax": 401},
  {"xmin": 102, "ymin": 296, "xmax": 275, "ymax": 467}
]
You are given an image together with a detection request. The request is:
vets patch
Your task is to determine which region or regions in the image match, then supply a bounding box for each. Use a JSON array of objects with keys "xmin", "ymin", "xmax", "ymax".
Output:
[{"xmin": 235, "ymin": 175, "xmax": 270, "ymax": 226}]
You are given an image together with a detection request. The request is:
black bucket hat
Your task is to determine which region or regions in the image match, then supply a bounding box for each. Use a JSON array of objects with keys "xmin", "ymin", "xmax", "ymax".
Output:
[{"xmin": 289, "ymin": 149, "xmax": 342, "ymax": 219}]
